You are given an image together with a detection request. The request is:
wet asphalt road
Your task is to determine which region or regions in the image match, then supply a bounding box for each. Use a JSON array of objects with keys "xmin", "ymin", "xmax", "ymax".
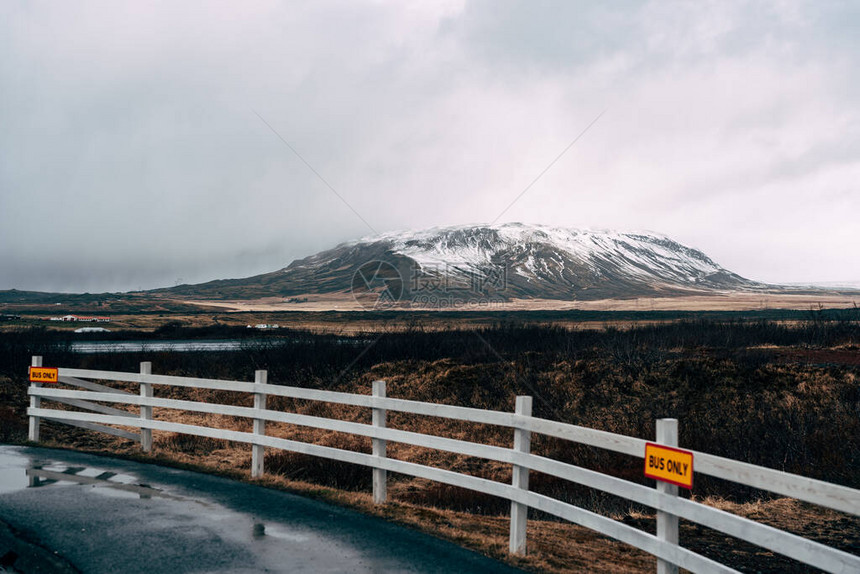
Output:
[{"xmin": 0, "ymin": 446, "xmax": 522, "ymax": 573}]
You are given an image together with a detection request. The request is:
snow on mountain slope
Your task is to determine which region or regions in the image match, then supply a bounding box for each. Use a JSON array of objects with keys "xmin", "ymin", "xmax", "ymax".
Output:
[
  {"xmin": 160, "ymin": 223, "xmax": 760, "ymax": 302},
  {"xmin": 370, "ymin": 223, "xmax": 724, "ymax": 283},
  {"xmin": 324, "ymin": 223, "xmax": 758, "ymax": 300}
]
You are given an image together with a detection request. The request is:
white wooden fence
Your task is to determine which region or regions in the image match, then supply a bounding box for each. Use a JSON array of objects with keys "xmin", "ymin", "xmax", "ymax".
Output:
[{"xmin": 25, "ymin": 357, "xmax": 860, "ymax": 574}]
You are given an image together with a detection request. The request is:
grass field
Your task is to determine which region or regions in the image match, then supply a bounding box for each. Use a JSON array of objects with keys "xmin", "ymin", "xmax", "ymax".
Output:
[
  {"xmin": 2, "ymin": 296, "xmax": 860, "ymax": 334},
  {"xmin": 0, "ymin": 313, "xmax": 858, "ymax": 572},
  {"xmin": 175, "ymin": 291, "xmax": 860, "ymax": 312}
]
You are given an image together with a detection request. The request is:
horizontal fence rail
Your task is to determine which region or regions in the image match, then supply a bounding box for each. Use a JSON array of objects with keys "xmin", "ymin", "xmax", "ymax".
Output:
[{"xmin": 26, "ymin": 360, "xmax": 860, "ymax": 574}]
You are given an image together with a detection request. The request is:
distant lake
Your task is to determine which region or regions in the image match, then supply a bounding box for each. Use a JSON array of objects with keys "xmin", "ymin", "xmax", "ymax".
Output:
[
  {"xmin": 68, "ymin": 339, "xmax": 264, "ymax": 353},
  {"xmin": 66, "ymin": 338, "xmax": 367, "ymax": 353}
]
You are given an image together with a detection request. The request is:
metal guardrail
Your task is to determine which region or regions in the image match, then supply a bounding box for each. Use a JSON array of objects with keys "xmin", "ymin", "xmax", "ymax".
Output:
[{"xmin": 25, "ymin": 358, "xmax": 860, "ymax": 574}]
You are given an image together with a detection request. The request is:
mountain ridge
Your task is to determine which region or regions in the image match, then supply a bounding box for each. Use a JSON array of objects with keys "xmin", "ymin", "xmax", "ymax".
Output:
[{"xmin": 158, "ymin": 223, "xmax": 765, "ymax": 306}]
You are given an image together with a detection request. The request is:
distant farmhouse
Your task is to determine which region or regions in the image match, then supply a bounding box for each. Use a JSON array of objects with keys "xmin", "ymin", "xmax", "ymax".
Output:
[{"xmin": 49, "ymin": 315, "xmax": 111, "ymax": 323}]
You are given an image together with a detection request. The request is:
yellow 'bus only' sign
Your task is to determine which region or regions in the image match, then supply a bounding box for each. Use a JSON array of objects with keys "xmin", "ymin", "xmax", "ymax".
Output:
[
  {"xmin": 29, "ymin": 367, "xmax": 59, "ymax": 384},
  {"xmin": 644, "ymin": 443, "xmax": 694, "ymax": 489}
]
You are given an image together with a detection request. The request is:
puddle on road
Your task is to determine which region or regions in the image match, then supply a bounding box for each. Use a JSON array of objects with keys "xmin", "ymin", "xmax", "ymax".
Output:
[
  {"xmin": 0, "ymin": 446, "xmax": 172, "ymax": 500},
  {"xmin": 252, "ymin": 522, "xmax": 310, "ymax": 543},
  {"xmin": 0, "ymin": 448, "xmax": 31, "ymax": 495},
  {"xmin": 0, "ymin": 447, "xmax": 312, "ymax": 543},
  {"xmin": 0, "ymin": 446, "xmax": 338, "ymax": 570}
]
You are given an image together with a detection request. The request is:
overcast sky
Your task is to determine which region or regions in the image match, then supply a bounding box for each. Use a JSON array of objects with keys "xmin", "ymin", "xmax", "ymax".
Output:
[{"xmin": 1, "ymin": 1, "xmax": 858, "ymax": 293}]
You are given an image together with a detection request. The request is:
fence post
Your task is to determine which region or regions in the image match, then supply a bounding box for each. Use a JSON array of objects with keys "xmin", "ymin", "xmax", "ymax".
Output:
[
  {"xmin": 140, "ymin": 362, "xmax": 152, "ymax": 452},
  {"xmin": 372, "ymin": 380, "xmax": 387, "ymax": 504},
  {"xmin": 656, "ymin": 418, "xmax": 680, "ymax": 574},
  {"xmin": 28, "ymin": 356, "xmax": 42, "ymax": 442},
  {"xmin": 251, "ymin": 370, "xmax": 267, "ymax": 478},
  {"xmin": 509, "ymin": 395, "xmax": 532, "ymax": 555}
]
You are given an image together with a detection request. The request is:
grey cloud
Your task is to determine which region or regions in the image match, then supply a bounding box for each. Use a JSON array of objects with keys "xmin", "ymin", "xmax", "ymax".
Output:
[{"xmin": 1, "ymin": 1, "xmax": 859, "ymax": 292}]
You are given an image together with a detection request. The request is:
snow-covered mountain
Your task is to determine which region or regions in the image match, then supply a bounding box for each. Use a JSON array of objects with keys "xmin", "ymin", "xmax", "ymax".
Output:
[
  {"xmin": 368, "ymin": 223, "xmax": 754, "ymax": 297},
  {"xmin": 163, "ymin": 223, "xmax": 761, "ymax": 303}
]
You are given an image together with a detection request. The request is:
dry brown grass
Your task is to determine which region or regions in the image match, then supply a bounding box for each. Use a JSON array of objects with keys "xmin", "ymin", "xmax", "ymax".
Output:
[{"xmin": 178, "ymin": 292, "xmax": 860, "ymax": 313}]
